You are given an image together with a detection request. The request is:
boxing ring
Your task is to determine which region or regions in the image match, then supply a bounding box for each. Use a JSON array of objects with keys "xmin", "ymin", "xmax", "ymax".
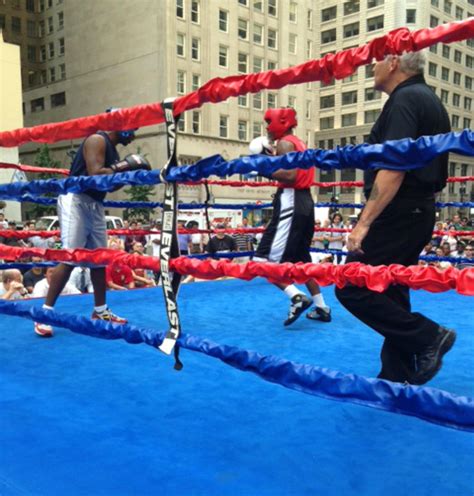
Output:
[{"xmin": 0, "ymin": 19, "xmax": 474, "ymax": 496}]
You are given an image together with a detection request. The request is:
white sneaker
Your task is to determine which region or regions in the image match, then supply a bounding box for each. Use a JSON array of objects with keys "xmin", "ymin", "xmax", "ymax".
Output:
[{"xmin": 34, "ymin": 322, "xmax": 53, "ymax": 337}]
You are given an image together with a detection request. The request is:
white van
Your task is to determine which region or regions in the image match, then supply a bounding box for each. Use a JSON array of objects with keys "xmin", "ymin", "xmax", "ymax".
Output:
[{"xmin": 36, "ymin": 215, "xmax": 124, "ymax": 231}]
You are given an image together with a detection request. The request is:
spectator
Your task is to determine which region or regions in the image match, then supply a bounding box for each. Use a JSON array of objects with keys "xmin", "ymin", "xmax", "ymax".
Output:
[
  {"xmin": 457, "ymin": 244, "xmax": 474, "ymax": 269},
  {"xmin": 108, "ymin": 235, "xmax": 124, "ymax": 251},
  {"xmin": 69, "ymin": 267, "xmax": 94, "ymax": 293},
  {"xmin": 106, "ymin": 261, "xmax": 135, "ymax": 290},
  {"xmin": 124, "ymin": 221, "xmax": 147, "ymax": 252},
  {"xmin": 131, "ymin": 242, "xmax": 155, "ymax": 287},
  {"xmin": 441, "ymin": 229, "xmax": 458, "ymax": 252},
  {"xmin": 188, "ymin": 221, "xmax": 204, "ymax": 254},
  {"xmin": 2, "ymin": 221, "xmax": 21, "ymax": 247},
  {"xmin": 328, "ymin": 213, "xmax": 345, "ymax": 264},
  {"xmin": 232, "ymin": 224, "xmax": 253, "ymax": 252},
  {"xmin": 206, "ymin": 224, "xmax": 237, "ymax": 257},
  {"xmin": 242, "ymin": 217, "xmax": 252, "ymax": 229},
  {"xmin": 28, "ymin": 221, "xmax": 56, "ymax": 249},
  {"xmin": 118, "ymin": 219, "xmax": 129, "ymax": 244},
  {"xmin": 23, "ymin": 257, "xmax": 46, "ymax": 293},
  {"xmin": 451, "ymin": 241, "xmax": 466, "ymax": 258},
  {"xmin": 440, "ymin": 242, "xmax": 451, "ymax": 257},
  {"xmin": 420, "ymin": 242, "xmax": 434, "ymax": 256},
  {"xmin": 148, "ymin": 221, "xmax": 161, "ymax": 258},
  {"xmin": 0, "ymin": 212, "xmax": 7, "ymax": 229},
  {"xmin": 0, "ymin": 269, "xmax": 28, "ymax": 300},
  {"xmin": 177, "ymin": 220, "xmax": 192, "ymax": 255},
  {"xmin": 448, "ymin": 214, "xmax": 462, "ymax": 231},
  {"xmin": 32, "ymin": 267, "xmax": 81, "ymax": 297}
]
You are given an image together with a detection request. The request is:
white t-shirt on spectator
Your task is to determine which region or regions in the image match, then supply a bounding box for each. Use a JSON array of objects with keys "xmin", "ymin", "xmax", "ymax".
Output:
[
  {"xmin": 32, "ymin": 278, "xmax": 81, "ymax": 298},
  {"xmin": 328, "ymin": 223, "xmax": 345, "ymax": 250},
  {"xmin": 148, "ymin": 233, "xmax": 161, "ymax": 258},
  {"xmin": 441, "ymin": 235, "xmax": 457, "ymax": 252}
]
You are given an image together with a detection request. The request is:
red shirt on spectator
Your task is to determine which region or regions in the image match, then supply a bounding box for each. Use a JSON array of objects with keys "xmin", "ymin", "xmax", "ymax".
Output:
[{"xmin": 106, "ymin": 263, "xmax": 134, "ymax": 286}]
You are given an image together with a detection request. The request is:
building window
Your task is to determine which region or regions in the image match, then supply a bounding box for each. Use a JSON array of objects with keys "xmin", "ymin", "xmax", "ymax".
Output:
[
  {"xmin": 219, "ymin": 115, "xmax": 228, "ymax": 138},
  {"xmin": 454, "ymin": 50, "xmax": 462, "ymax": 63},
  {"xmin": 219, "ymin": 10, "xmax": 228, "ymax": 32},
  {"xmin": 267, "ymin": 93, "xmax": 277, "ymax": 108},
  {"xmin": 344, "ymin": 1, "xmax": 360, "ymax": 15},
  {"xmin": 444, "ymin": 0, "xmax": 452, "ymax": 14},
  {"xmin": 191, "ymin": 0, "xmax": 200, "ymax": 23},
  {"xmin": 431, "ymin": 0, "xmax": 439, "ymax": 6},
  {"xmin": 343, "ymin": 22, "xmax": 359, "ymax": 38},
  {"xmin": 253, "ymin": 122, "xmax": 263, "ymax": 139},
  {"xmin": 58, "ymin": 11, "xmax": 64, "ymax": 30},
  {"xmin": 364, "ymin": 109, "xmax": 379, "ymax": 123},
  {"xmin": 288, "ymin": 95, "xmax": 296, "ymax": 108},
  {"xmin": 320, "ymin": 95, "xmax": 335, "ymax": 108},
  {"xmin": 367, "ymin": 15, "xmax": 384, "ymax": 32},
  {"xmin": 253, "ymin": 23, "xmax": 263, "ymax": 44},
  {"xmin": 238, "ymin": 18, "xmax": 248, "ymax": 39},
  {"xmin": 463, "ymin": 118, "xmax": 471, "ymax": 129},
  {"xmin": 238, "ymin": 0, "xmax": 248, "ymax": 5},
  {"xmin": 253, "ymin": 93, "xmax": 262, "ymax": 110},
  {"xmin": 289, "ymin": 33, "xmax": 297, "ymax": 54},
  {"xmin": 307, "ymin": 9, "xmax": 313, "ymax": 29},
  {"xmin": 51, "ymin": 91, "xmax": 66, "ymax": 107},
  {"xmin": 429, "ymin": 44, "xmax": 437, "ymax": 54},
  {"xmin": 48, "ymin": 42, "xmax": 55, "ymax": 58},
  {"xmin": 192, "ymin": 111, "xmax": 201, "ymax": 134},
  {"xmin": 192, "ymin": 74, "xmax": 201, "ymax": 91},
  {"xmin": 238, "ymin": 94, "xmax": 248, "ymax": 107},
  {"xmin": 289, "ymin": 2, "xmax": 298, "ymax": 22},
  {"xmin": 268, "ymin": 0, "xmax": 277, "ymax": 16},
  {"xmin": 27, "ymin": 45, "xmax": 36, "ymax": 62},
  {"xmin": 177, "ymin": 33, "xmax": 185, "ymax": 57},
  {"xmin": 11, "ymin": 17, "xmax": 21, "ymax": 33},
  {"xmin": 39, "ymin": 0, "xmax": 45, "ymax": 11},
  {"xmin": 176, "ymin": 0, "xmax": 184, "ymax": 18},
  {"xmin": 268, "ymin": 28, "xmax": 277, "ymax": 49},
  {"xmin": 267, "ymin": 60, "xmax": 277, "ymax": 70},
  {"xmin": 191, "ymin": 37, "xmax": 200, "ymax": 61},
  {"xmin": 177, "ymin": 70, "xmax": 186, "ymax": 94},
  {"xmin": 27, "ymin": 20, "xmax": 36, "ymax": 37},
  {"xmin": 430, "ymin": 15, "xmax": 439, "ymax": 27},
  {"xmin": 365, "ymin": 64, "xmax": 375, "ymax": 78},
  {"xmin": 49, "ymin": 67, "xmax": 56, "ymax": 82},
  {"xmin": 26, "ymin": 0, "xmax": 35, "ymax": 12},
  {"xmin": 253, "ymin": 56, "xmax": 263, "ymax": 73},
  {"xmin": 440, "ymin": 89, "xmax": 449, "ymax": 104},
  {"xmin": 321, "ymin": 6, "xmax": 337, "ymax": 21},
  {"xmin": 428, "ymin": 62, "xmax": 437, "ymax": 77},
  {"xmin": 320, "ymin": 116, "xmax": 335, "ymax": 130},
  {"xmin": 238, "ymin": 120, "xmax": 248, "ymax": 141},
  {"xmin": 306, "ymin": 100, "xmax": 311, "ymax": 120},
  {"xmin": 238, "ymin": 52, "xmax": 248, "ymax": 73},
  {"xmin": 467, "ymin": 55, "xmax": 474, "ymax": 69},
  {"xmin": 47, "ymin": 16, "xmax": 53, "ymax": 33},
  {"xmin": 452, "ymin": 93, "xmax": 460, "ymax": 107},
  {"xmin": 321, "ymin": 28, "xmax": 336, "ymax": 44},
  {"xmin": 38, "ymin": 20, "xmax": 45, "ymax": 36},
  {"xmin": 453, "ymin": 72, "xmax": 461, "ymax": 85},
  {"xmin": 451, "ymin": 114, "xmax": 459, "ymax": 128},
  {"xmin": 177, "ymin": 115, "xmax": 185, "ymax": 133},
  {"xmin": 441, "ymin": 67, "xmax": 450, "ymax": 81},
  {"xmin": 59, "ymin": 38, "xmax": 65, "ymax": 56},
  {"xmin": 455, "ymin": 6, "xmax": 464, "ymax": 19},
  {"xmin": 59, "ymin": 63, "xmax": 66, "ymax": 79},
  {"xmin": 253, "ymin": 1, "xmax": 263, "ymax": 12},
  {"xmin": 368, "ymin": 0, "xmax": 384, "ymax": 7},
  {"xmin": 341, "ymin": 113, "xmax": 357, "ymax": 127},
  {"xmin": 406, "ymin": 9, "xmax": 416, "ymax": 23},
  {"xmin": 364, "ymin": 88, "xmax": 381, "ymax": 101},
  {"xmin": 31, "ymin": 97, "xmax": 45, "ymax": 113},
  {"xmin": 27, "ymin": 71, "xmax": 37, "ymax": 87},
  {"xmin": 442, "ymin": 45, "xmax": 450, "ymax": 59},
  {"xmin": 464, "ymin": 97, "xmax": 472, "ymax": 111},
  {"xmin": 306, "ymin": 40, "xmax": 313, "ymax": 59},
  {"xmin": 40, "ymin": 45, "xmax": 46, "ymax": 61},
  {"xmin": 219, "ymin": 45, "xmax": 228, "ymax": 67},
  {"xmin": 466, "ymin": 76, "xmax": 473, "ymax": 90},
  {"xmin": 342, "ymin": 90, "xmax": 357, "ymax": 105}
]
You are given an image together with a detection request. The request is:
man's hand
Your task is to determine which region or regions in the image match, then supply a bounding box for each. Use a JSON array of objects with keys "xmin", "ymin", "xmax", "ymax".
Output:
[{"xmin": 346, "ymin": 222, "xmax": 370, "ymax": 253}]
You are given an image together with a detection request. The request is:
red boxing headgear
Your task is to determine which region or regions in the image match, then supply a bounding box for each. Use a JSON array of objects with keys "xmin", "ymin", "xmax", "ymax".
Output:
[{"xmin": 264, "ymin": 108, "xmax": 297, "ymax": 140}]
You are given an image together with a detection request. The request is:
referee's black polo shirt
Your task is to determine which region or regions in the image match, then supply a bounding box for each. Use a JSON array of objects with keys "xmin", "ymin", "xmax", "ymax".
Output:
[{"xmin": 364, "ymin": 74, "xmax": 451, "ymax": 199}]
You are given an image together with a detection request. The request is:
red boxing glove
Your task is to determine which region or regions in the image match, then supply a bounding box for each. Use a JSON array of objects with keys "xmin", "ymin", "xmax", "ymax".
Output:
[{"xmin": 111, "ymin": 154, "xmax": 151, "ymax": 173}]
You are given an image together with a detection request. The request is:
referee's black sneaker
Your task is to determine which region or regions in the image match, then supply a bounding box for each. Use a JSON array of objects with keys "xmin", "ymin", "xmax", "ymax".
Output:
[
  {"xmin": 306, "ymin": 306, "xmax": 332, "ymax": 323},
  {"xmin": 411, "ymin": 327, "xmax": 457, "ymax": 385},
  {"xmin": 284, "ymin": 294, "xmax": 312, "ymax": 326}
]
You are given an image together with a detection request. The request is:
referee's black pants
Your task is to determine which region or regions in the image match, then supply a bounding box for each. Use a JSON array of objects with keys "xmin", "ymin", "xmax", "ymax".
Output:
[{"xmin": 335, "ymin": 196, "xmax": 441, "ymax": 382}]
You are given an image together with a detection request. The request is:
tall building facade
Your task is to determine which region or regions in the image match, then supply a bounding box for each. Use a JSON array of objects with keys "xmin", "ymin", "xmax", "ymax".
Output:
[{"xmin": 1, "ymin": 0, "xmax": 473, "ymax": 220}]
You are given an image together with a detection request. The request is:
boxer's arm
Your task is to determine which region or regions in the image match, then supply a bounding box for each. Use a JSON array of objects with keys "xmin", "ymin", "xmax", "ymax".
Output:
[
  {"xmin": 84, "ymin": 135, "xmax": 114, "ymax": 176},
  {"xmin": 271, "ymin": 140, "xmax": 297, "ymax": 184}
]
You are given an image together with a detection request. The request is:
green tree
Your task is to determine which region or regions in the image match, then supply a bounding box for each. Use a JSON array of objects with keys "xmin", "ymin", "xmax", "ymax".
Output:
[
  {"xmin": 25, "ymin": 145, "xmax": 65, "ymax": 219},
  {"xmin": 123, "ymin": 147, "xmax": 156, "ymax": 221}
]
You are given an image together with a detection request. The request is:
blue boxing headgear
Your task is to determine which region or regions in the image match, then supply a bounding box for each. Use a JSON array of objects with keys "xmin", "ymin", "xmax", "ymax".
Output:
[{"xmin": 105, "ymin": 107, "xmax": 137, "ymax": 145}]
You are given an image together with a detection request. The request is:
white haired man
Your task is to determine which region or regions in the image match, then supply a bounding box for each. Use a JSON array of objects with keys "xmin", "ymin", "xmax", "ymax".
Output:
[{"xmin": 336, "ymin": 51, "xmax": 455, "ymax": 385}]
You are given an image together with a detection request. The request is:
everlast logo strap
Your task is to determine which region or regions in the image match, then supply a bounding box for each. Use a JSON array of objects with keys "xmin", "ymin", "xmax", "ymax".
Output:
[{"xmin": 158, "ymin": 98, "xmax": 183, "ymax": 370}]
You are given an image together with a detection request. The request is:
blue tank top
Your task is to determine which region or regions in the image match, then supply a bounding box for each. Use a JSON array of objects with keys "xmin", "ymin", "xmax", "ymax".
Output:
[{"xmin": 70, "ymin": 131, "xmax": 119, "ymax": 201}]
